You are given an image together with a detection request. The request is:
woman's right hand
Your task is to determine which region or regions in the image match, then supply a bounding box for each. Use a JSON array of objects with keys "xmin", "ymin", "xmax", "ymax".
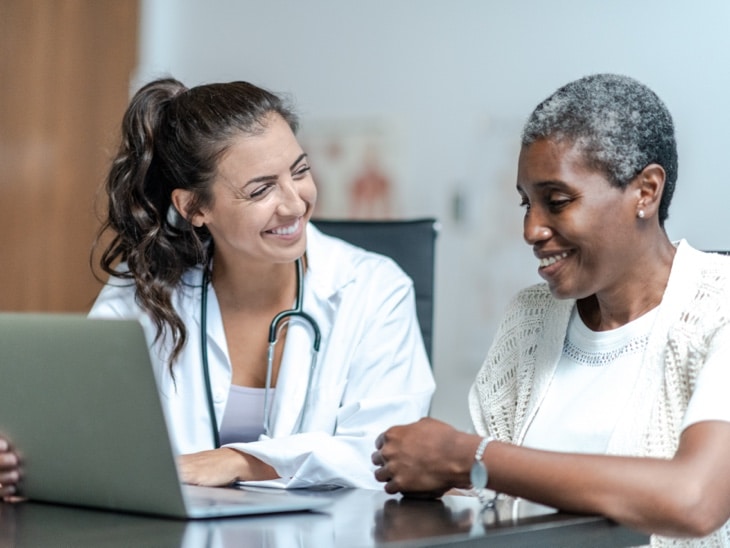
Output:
[
  {"xmin": 0, "ymin": 437, "xmax": 20, "ymax": 500},
  {"xmin": 372, "ymin": 417, "xmax": 478, "ymax": 498}
]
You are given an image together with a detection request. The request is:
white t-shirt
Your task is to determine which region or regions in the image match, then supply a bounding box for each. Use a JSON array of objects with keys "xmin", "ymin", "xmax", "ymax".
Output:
[
  {"xmin": 682, "ymin": 323, "xmax": 730, "ymax": 430},
  {"xmin": 523, "ymin": 306, "xmax": 730, "ymax": 454}
]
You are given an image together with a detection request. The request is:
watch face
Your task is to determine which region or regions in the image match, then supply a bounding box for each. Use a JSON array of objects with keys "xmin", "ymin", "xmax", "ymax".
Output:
[{"xmin": 470, "ymin": 461, "xmax": 488, "ymax": 490}]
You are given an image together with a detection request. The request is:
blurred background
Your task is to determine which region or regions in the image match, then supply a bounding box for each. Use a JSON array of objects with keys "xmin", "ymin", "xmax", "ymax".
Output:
[{"xmin": 2, "ymin": 0, "xmax": 729, "ymax": 430}]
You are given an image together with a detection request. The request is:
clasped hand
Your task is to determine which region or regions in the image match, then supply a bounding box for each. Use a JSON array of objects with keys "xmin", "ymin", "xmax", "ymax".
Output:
[
  {"xmin": 0, "ymin": 437, "xmax": 20, "ymax": 501},
  {"xmin": 371, "ymin": 417, "xmax": 474, "ymax": 498}
]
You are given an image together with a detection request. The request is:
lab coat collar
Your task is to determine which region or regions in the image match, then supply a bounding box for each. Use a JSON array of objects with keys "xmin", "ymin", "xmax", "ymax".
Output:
[{"xmin": 303, "ymin": 222, "xmax": 359, "ymax": 303}]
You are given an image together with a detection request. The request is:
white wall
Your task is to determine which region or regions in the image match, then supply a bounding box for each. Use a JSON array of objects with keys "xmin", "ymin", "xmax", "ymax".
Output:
[{"xmin": 137, "ymin": 0, "xmax": 730, "ymax": 430}]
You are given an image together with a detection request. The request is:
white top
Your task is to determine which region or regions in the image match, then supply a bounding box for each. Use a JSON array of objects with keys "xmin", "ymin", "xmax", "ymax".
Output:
[
  {"xmin": 89, "ymin": 223, "xmax": 435, "ymax": 489},
  {"xmin": 522, "ymin": 307, "xmax": 655, "ymax": 453},
  {"xmin": 681, "ymin": 322, "xmax": 730, "ymax": 430},
  {"xmin": 522, "ymin": 301, "xmax": 730, "ymax": 455},
  {"xmin": 218, "ymin": 386, "xmax": 274, "ymax": 445}
]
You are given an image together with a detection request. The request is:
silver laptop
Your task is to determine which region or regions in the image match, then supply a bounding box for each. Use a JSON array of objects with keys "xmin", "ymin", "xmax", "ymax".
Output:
[{"xmin": 0, "ymin": 313, "xmax": 331, "ymax": 519}]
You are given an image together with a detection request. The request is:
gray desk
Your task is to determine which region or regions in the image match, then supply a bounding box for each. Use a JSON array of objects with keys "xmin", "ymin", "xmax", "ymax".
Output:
[{"xmin": 0, "ymin": 489, "xmax": 648, "ymax": 547}]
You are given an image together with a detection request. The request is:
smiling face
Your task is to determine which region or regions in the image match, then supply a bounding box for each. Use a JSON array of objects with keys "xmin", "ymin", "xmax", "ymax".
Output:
[
  {"xmin": 516, "ymin": 138, "xmax": 641, "ymax": 301},
  {"xmin": 180, "ymin": 112, "xmax": 317, "ymax": 267}
]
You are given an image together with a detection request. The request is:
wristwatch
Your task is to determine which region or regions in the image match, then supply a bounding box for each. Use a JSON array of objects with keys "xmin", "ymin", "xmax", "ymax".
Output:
[{"xmin": 470, "ymin": 436, "xmax": 493, "ymax": 502}]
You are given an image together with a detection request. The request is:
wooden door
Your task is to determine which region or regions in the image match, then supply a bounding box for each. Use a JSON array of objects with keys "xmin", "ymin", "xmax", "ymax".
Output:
[{"xmin": 0, "ymin": 0, "xmax": 139, "ymax": 311}]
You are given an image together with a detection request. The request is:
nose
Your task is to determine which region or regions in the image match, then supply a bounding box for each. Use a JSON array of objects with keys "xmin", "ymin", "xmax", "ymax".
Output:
[
  {"xmin": 523, "ymin": 209, "xmax": 552, "ymax": 245},
  {"xmin": 277, "ymin": 177, "xmax": 308, "ymax": 217}
]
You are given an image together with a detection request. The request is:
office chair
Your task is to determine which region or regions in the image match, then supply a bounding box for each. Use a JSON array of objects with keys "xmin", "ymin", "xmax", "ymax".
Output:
[{"xmin": 313, "ymin": 218, "xmax": 438, "ymax": 364}]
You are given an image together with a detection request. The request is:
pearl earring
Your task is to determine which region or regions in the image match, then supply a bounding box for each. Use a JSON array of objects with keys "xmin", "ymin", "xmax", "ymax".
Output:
[{"xmin": 637, "ymin": 209, "xmax": 645, "ymax": 219}]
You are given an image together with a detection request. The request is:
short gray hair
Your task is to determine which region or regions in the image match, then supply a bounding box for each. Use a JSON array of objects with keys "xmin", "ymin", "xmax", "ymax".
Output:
[{"xmin": 521, "ymin": 74, "xmax": 677, "ymax": 225}]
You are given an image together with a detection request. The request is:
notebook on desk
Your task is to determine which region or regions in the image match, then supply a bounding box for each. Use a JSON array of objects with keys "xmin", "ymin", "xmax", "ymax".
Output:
[{"xmin": 0, "ymin": 313, "xmax": 330, "ymax": 519}]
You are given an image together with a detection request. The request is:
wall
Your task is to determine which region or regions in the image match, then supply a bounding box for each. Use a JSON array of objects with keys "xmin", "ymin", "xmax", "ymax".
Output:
[
  {"xmin": 0, "ymin": 0, "xmax": 139, "ymax": 312},
  {"xmin": 135, "ymin": 0, "xmax": 730, "ymax": 429}
]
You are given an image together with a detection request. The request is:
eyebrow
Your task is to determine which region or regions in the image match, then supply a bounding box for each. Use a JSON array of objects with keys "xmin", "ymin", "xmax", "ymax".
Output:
[
  {"xmin": 516, "ymin": 180, "xmax": 568, "ymax": 192},
  {"xmin": 290, "ymin": 153, "xmax": 308, "ymax": 171},
  {"xmin": 243, "ymin": 153, "xmax": 309, "ymax": 187}
]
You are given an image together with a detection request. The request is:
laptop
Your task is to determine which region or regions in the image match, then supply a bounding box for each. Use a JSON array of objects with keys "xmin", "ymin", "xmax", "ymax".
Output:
[{"xmin": 0, "ymin": 313, "xmax": 331, "ymax": 519}]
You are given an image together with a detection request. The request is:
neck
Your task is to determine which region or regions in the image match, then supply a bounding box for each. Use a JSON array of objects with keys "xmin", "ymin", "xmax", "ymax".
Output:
[
  {"xmin": 211, "ymin": 256, "xmax": 299, "ymax": 312},
  {"xmin": 578, "ymin": 236, "xmax": 676, "ymax": 331}
]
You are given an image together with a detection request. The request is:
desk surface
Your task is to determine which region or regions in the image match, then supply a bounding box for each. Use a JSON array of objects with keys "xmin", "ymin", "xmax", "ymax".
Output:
[{"xmin": 1, "ymin": 489, "xmax": 648, "ymax": 547}]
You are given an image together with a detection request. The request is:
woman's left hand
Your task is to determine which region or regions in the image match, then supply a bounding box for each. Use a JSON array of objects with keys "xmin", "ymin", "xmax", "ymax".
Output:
[
  {"xmin": 178, "ymin": 448, "xmax": 278, "ymax": 486},
  {"xmin": 0, "ymin": 437, "xmax": 21, "ymax": 501}
]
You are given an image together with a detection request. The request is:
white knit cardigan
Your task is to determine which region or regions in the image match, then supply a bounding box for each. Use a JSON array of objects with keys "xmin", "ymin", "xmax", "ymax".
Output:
[{"xmin": 468, "ymin": 240, "xmax": 730, "ymax": 547}]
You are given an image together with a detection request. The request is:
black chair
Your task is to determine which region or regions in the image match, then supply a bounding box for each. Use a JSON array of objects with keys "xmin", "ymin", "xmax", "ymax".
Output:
[{"xmin": 313, "ymin": 218, "xmax": 438, "ymax": 363}]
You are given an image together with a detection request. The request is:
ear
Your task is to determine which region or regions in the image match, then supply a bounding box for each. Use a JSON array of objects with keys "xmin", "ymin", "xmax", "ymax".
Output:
[
  {"xmin": 633, "ymin": 163, "xmax": 665, "ymax": 220},
  {"xmin": 171, "ymin": 189, "xmax": 206, "ymax": 228}
]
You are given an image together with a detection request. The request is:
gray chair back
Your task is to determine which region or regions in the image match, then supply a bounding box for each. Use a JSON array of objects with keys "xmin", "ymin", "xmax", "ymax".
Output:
[{"xmin": 314, "ymin": 218, "xmax": 438, "ymax": 364}]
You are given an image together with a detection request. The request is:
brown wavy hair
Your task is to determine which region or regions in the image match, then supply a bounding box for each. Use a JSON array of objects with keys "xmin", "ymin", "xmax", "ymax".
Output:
[{"xmin": 93, "ymin": 77, "xmax": 298, "ymax": 368}]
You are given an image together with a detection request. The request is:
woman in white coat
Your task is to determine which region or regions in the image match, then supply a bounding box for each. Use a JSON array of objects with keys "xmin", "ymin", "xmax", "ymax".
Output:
[{"xmin": 0, "ymin": 77, "xmax": 433, "ymax": 497}]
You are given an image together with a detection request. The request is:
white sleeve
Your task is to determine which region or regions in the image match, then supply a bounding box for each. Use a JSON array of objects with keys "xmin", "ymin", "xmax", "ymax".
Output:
[{"xmin": 682, "ymin": 324, "xmax": 730, "ymax": 430}]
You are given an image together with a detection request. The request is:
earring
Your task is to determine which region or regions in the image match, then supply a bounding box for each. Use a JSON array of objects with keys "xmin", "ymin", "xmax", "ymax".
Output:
[{"xmin": 637, "ymin": 209, "xmax": 645, "ymax": 219}]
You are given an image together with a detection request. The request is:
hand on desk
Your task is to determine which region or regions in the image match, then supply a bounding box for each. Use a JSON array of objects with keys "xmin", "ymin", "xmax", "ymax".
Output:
[
  {"xmin": 0, "ymin": 437, "xmax": 20, "ymax": 501},
  {"xmin": 177, "ymin": 447, "xmax": 278, "ymax": 486},
  {"xmin": 372, "ymin": 417, "xmax": 478, "ymax": 498}
]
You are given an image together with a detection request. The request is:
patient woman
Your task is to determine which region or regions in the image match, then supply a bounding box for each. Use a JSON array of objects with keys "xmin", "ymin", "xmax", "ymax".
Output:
[
  {"xmin": 372, "ymin": 74, "xmax": 730, "ymax": 546},
  {"xmin": 0, "ymin": 77, "xmax": 434, "ymax": 498}
]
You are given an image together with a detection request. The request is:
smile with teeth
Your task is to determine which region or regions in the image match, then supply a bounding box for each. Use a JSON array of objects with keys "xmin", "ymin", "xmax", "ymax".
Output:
[
  {"xmin": 539, "ymin": 251, "xmax": 569, "ymax": 268},
  {"xmin": 268, "ymin": 218, "xmax": 300, "ymax": 236}
]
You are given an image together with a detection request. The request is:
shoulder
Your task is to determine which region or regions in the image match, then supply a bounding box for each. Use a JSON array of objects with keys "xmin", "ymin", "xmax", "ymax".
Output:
[
  {"xmin": 511, "ymin": 283, "xmax": 554, "ymax": 306},
  {"xmin": 675, "ymin": 240, "xmax": 730, "ymax": 276},
  {"xmin": 89, "ymin": 263, "xmax": 202, "ymax": 318},
  {"xmin": 658, "ymin": 242, "xmax": 730, "ymax": 368},
  {"xmin": 306, "ymin": 223, "xmax": 413, "ymax": 293},
  {"xmin": 503, "ymin": 283, "xmax": 557, "ymax": 322},
  {"xmin": 490, "ymin": 283, "xmax": 573, "ymax": 356},
  {"xmin": 677, "ymin": 239, "xmax": 730, "ymax": 261},
  {"xmin": 690, "ymin": 248, "xmax": 730, "ymax": 287},
  {"xmin": 673, "ymin": 242, "xmax": 730, "ymax": 310},
  {"xmin": 88, "ymin": 265, "xmax": 138, "ymax": 317}
]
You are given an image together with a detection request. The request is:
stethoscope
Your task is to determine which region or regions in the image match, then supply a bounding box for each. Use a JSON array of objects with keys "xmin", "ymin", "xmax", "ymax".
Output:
[{"xmin": 200, "ymin": 255, "xmax": 321, "ymax": 447}]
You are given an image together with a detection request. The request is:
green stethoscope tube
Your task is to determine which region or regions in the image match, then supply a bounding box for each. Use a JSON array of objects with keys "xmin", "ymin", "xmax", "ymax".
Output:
[{"xmin": 200, "ymin": 256, "xmax": 321, "ymax": 447}]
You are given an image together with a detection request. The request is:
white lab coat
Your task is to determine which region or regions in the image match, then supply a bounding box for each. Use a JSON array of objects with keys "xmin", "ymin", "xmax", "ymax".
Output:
[{"xmin": 89, "ymin": 224, "xmax": 435, "ymax": 489}]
